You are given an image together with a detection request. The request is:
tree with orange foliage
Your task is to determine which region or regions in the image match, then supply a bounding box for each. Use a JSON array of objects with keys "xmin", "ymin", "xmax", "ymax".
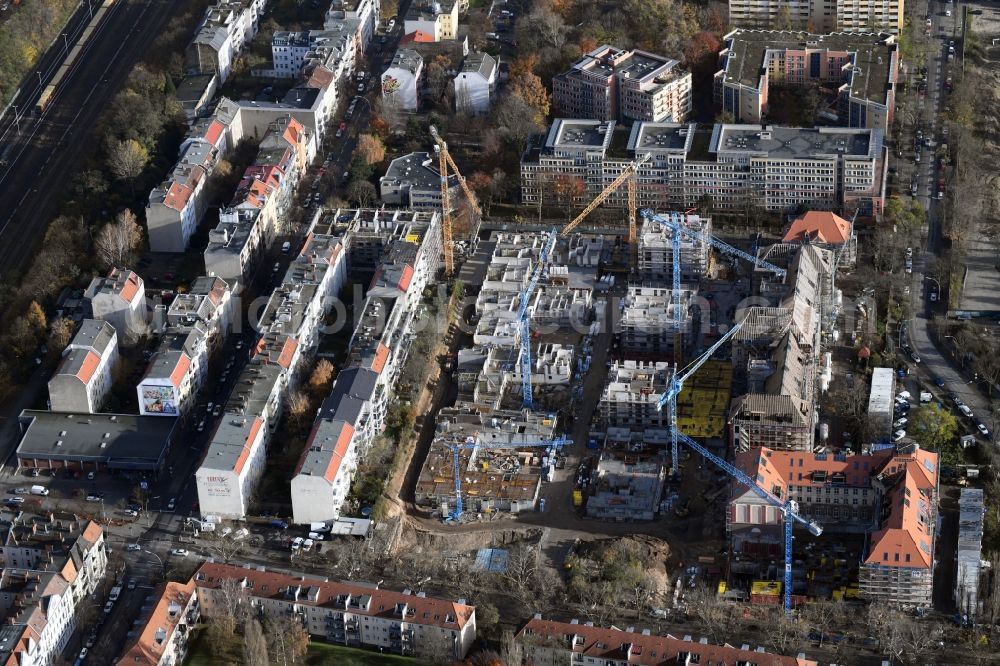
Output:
[
  {"xmin": 577, "ymin": 35, "xmax": 598, "ymax": 54},
  {"xmin": 682, "ymin": 31, "xmax": 722, "ymax": 70},
  {"xmin": 508, "ymin": 56, "xmax": 550, "ymax": 122}
]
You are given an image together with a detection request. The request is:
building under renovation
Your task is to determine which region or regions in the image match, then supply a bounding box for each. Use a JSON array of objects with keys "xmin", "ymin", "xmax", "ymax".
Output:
[
  {"xmin": 584, "ymin": 457, "xmax": 666, "ymax": 521},
  {"xmin": 955, "ymin": 487, "xmax": 984, "ymax": 619},
  {"xmin": 618, "ymin": 285, "xmax": 697, "ymax": 360},
  {"xmin": 637, "ymin": 213, "xmax": 712, "ymax": 282},
  {"xmin": 414, "ymin": 405, "xmax": 561, "ymax": 516},
  {"xmin": 729, "ymin": 244, "xmax": 834, "ymax": 452}
]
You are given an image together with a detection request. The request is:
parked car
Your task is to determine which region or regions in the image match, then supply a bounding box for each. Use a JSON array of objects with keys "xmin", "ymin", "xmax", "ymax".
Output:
[
  {"xmin": 893, "ymin": 429, "xmax": 907, "ymax": 442},
  {"xmin": 127, "ymin": 543, "xmax": 141, "ymax": 551},
  {"xmin": 291, "ymin": 537, "xmax": 304, "ymax": 551},
  {"xmin": 893, "ymin": 418, "xmax": 908, "ymax": 429},
  {"xmin": 960, "ymin": 405, "xmax": 974, "ymax": 418},
  {"xmin": 977, "ymin": 423, "xmax": 991, "ymax": 438},
  {"xmin": 167, "ymin": 497, "xmax": 176, "ymax": 510},
  {"xmin": 103, "ymin": 601, "xmax": 114, "ymax": 613},
  {"xmin": 170, "ymin": 549, "xmax": 189, "ymax": 557}
]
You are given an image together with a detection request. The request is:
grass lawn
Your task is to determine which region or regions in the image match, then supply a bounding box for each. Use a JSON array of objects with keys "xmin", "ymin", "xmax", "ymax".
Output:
[{"xmin": 305, "ymin": 642, "xmax": 416, "ymax": 665}]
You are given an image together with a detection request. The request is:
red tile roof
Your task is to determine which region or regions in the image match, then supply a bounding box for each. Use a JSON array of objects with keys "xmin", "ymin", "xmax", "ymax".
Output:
[
  {"xmin": 115, "ymin": 580, "xmax": 197, "ymax": 666},
  {"xmin": 401, "ymin": 30, "xmax": 435, "ymax": 43},
  {"xmin": 233, "ymin": 417, "xmax": 265, "ymax": 475},
  {"xmin": 169, "ymin": 354, "xmax": 191, "ymax": 389},
  {"xmin": 305, "ymin": 66, "xmax": 335, "ymax": 89},
  {"xmin": 516, "ymin": 619, "xmax": 817, "ymax": 666},
  {"xmin": 276, "ymin": 337, "xmax": 298, "ymax": 369},
  {"xmin": 204, "ymin": 119, "xmax": 225, "ymax": 147},
  {"xmin": 76, "ymin": 351, "xmax": 102, "ymax": 384},
  {"xmin": 735, "ymin": 447, "xmax": 939, "ymax": 569},
  {"xmin": 784, "ymin": 211, "xmax": 851, "ymax": 245},
  {"xmin": 164, "ymin": 182, "xmax": 194, "ymax": 212},
  {"xmin": 323, "ymin": 423, "xmax": 355, "ymax": 482},
  {"xmin": 371, "ymin": 343, "xmax": 390, "ymax": 374},
  {"xmin": 398, "ymin": 264, "xmax": 414, "ymax": 292},
  {"xmin": 194, "ymin": 562, "xmax": 475, "ymax": 630}
]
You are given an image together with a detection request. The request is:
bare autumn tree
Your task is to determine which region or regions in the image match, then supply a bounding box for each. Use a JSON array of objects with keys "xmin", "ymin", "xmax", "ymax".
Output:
[
  {"xmin": 203, "ymin": 530, "xmax": 247, "ymax": 563},
  {"xmin": 286, "ymin": 389, "xmax": 311, "ymax": 431},
  {"xmin": 354, "ymin": 133, "xmax": 386, "ymax": 165},
  {"xmin": 95, "ymin": 209, "xmax": 144, "ymax": 270},
  {"xmin": 106, "ymin": 139, "xmax": 149, "ymax": 193},
  {"xmin": 347, "ymin": 180, "xmax": 377, "ymax": 207},
  {"xmin": 685, "ymin": 585, "xmax": 742, "ymax": 644},
  {"xmin": 243, "ymin": 618, "xmax": 268, "ymax": 666},
  {"xmin": 213, "ymin": 577, "xmax": 249, "ymax": 634},
  {"xmin": 266, "ymin": 616, "xmax": 308, "ymax": 664},
  {"xmin": 308, "ymin": 359, "xmax": 335, "ymax": 396}
]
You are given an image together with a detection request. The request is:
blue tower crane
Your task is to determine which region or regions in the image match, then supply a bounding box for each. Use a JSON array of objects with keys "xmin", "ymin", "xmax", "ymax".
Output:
[
  {"xmin": 447, "ymin": 436, "xmax": 570, "ymax": 520},
  {"xmin": 640, "ymin": 209, "xmax": 788, "ymax": 279},
  {"xmin": 658, "ymin": 319, "xmax": 746, "ymax": 476},
  {"xmin": 675, "ymin": 430, "xmax": 822, "ymax": 612},
  {"xmin": 517, "ymin": 230, "xmax": 559, "ymax": 409}
]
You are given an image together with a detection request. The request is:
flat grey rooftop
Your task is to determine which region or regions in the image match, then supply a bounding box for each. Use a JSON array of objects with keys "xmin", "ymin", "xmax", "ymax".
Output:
[
  {"xmin": 720, "ymin": 30, "xmax": 896, "ymax": 104},
  {"xmin": 546, "ymin": 119, "xmax": 614, "ymax": 150},
  {"xmin": 17, "ymin": 411, "xmax": 176, "ymax": 470},
  {"xmin": 715, "ymin": 125, "xmax": 874, "ymax": 159}
]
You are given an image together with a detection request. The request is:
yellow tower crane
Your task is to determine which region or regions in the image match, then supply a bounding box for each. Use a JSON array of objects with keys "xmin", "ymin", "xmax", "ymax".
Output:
[
  {"xmin": 430, "ymin": 125, "xmax": 482, "ymax": 276},
  {"xmin": 559, "ymin": 152, "xmax": 650, "ymax": 241}
]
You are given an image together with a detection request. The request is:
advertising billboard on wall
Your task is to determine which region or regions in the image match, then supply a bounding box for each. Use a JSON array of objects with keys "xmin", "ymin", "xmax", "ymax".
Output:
[{"xmin": 141, "ymin": 385, "xmax": 179, "ymax": 416}]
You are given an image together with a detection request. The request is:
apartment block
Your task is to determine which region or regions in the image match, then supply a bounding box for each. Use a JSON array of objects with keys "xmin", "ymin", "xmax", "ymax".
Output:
[
  {"xmin": 381, "ymin": 48, "xmax": 423, "ymax": 111},
  {"xmin": 194, "ymin": 562, "xmax": 476, "ymax": 659},
  {"xmin": 146, "ymin": 134, "xmax": 222, "ymax": 253},
  {"xmin": 732, "ymin": 444, "xmax": 939, "ymax": 607},
  {"xmin": 116, "ymin": 580, "xmax": 200, "ymax": 666},
  {"xmin": 286, "ymin": 209, "xmax": 435, "ymax": 523},
  {"xmin": 271, "ymin": 28, "xmax": 360, "ymax": 79},
  {"xmin": 0, "ymin": 517, "xmax": 107, "ymax": 666},
  {"xmin": 599, "ymin": 361, "xmax": 671, "ymax": 430},
  {"xmin": 956, "ymin": 488, "xmax": 984, "ymax": 619},
  {"xmin": 618, "ymin": 285, "xmax": 696, "ymax": 361},
  {"xmin": 48, "ymin": 320, "xmax": 119, "ymax": 414},
  {"xmin": 455, "ymin": 51, "xmax": 498, "ymax": 115},
  {"xmin": 730, "ymin": 245, "xmax": 833, "ymax": 452},
  {"xmin": 715, "ymin": 30, "xmax": 899, "ymax": 131},
  {"xmin": 185, "ymin": 0, "xmax": 265, "ymax": 83},
  {"xmin": 325, "ymin": 0, "xmax": 380, "ymax": 49},
  {"xmin": 404, "ymin": 0, "xmax": 459, "ymax": 41},
  {"xmin": 522, "ymin": 120, "xmax": 887, "ymax": 217},
  {"xmin": 553, "ymin": 45, "xmax": 692, "ymax": 123},
  {"xmin": 516, "ymin": 617, "xmax": 817, "ymax": 666},
  {"xmin": 728, "ymin": 0, "xmax": 904, "ymax": 34},
  {"xmin": 84, "ymin": 268, "xmax": 148, "ymax": 342},
  {"xmin": 195, "ymin": 367, "xmax": 283, "ymax": 519},
  {"xmin": 379, "ymin": 152, "xmax": 459, "ymax": 209},
  {"xmin": 204, "ymin": 116, "xmax": 313, "ymax": 289},
  {"xmin": 139, "ymin": 277, "xmax": 233, "ymax": 418},
  {"xmin": 636, "ymin": 212, "xmax": 711, "ymax": 283}
]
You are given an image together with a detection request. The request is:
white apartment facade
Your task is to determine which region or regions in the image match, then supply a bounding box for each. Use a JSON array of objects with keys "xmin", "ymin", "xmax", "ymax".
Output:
[
  {"xmin": 727, "ymin": 0, "xmax": 904, "ymax": 34},
  {"xmin": 403, "ymin": 0, "xmax": 459, "ymax": 40},
  {"xmin": 522, "ymin": 120, "xmax": 888, "ymax": 217},
  {"xmin": 194, "ymin": 563, "xmax": 477, "ymax": 659},
  {"xmin": 47, "ymin": 320, "xmax": 119, "ymax": 414},
  {"xmin": 186, "ymin": 0, "xmax": 265, "ymax": 83},
  {"xmin": 553, "ymin": 45, "xmax": 692, "ymax": 123},
  {"xmin": 454, "ymin": 52, "xmax": 497, "ymax": 115},
  {"xmin": 85, "ymin": 268, "xmax": 148, "ymax": 342},
  {"xmin": 381, "ymin": 49, "xmax": 423, "ymax": 111},
  {"xmin": 325, "ymin": 0, "xmax": 380, "ymax": 48}
]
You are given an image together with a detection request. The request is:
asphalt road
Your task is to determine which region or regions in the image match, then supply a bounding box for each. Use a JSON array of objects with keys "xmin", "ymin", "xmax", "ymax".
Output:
[{"xmin": 0, "ymin": 0, "xmax": 190, "ymax": 284}]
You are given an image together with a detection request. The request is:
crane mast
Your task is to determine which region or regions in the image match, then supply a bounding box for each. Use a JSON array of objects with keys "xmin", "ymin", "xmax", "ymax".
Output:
[
  {"xmin": 447, "ymin": 436, "xmax": 570, "ymax": 520},
  {"xmin": 430, "ymin": 125, "xmax": 481, "ymax": 276}
]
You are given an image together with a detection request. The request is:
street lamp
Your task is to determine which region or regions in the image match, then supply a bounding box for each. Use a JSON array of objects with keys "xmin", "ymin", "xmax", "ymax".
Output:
[
  {"xmin": 143, "ymin": 549, "xmax": 166, "ymax": 578},
  {"xmin": 925, "ymin": 275, "xmax": 941, "ymax": 293}
]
